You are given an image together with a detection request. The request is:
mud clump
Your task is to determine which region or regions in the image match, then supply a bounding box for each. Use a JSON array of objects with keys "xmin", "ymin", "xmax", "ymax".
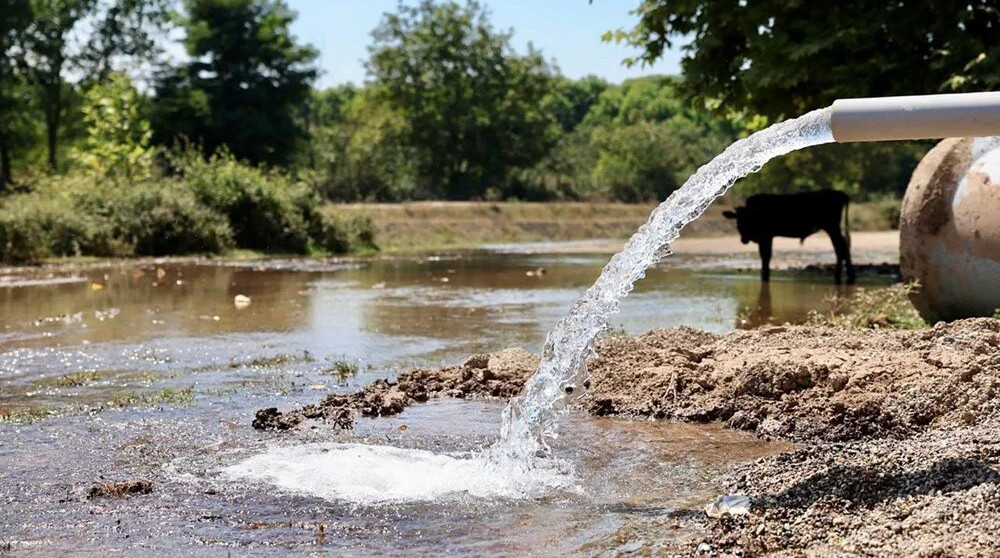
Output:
[
  {"xmin": 252, "ymin": 348, "xmax": 537, "ymax": 430},
  {"xmin": 87, "ymin": 480, "xmax": 153, "ymax": 499}
]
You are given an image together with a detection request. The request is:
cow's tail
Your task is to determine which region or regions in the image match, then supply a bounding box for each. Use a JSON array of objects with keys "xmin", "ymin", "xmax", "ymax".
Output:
[{"xmin": 843, "ymin": 198, "xmax": 852, "ymax": 252}]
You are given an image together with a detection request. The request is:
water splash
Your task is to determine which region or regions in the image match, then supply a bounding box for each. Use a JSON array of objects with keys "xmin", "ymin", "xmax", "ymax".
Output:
[
  {"xmin": 491, "ymin": 108, "xmax": 835, "ymax": 463},
  {"xmin": 224, "ymin": 443, "xmax": 577, "ymax": 504}
]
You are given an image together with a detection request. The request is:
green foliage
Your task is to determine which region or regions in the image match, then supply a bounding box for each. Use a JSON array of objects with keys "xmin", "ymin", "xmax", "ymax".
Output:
[
  {"xmin": 0, "ymin": 176, "xmax": 234, "ymax": 262},
  {"xmin": 70, "ymin": 73, "xmax": 153, "ymax": 181},
  {"xmin": 517, "ymin": 75, "xmax": 737, "ymax": 202},
  {"xmin": 0, "ymin": 0, "xmax": 34, "ymax": 185},
  {"xmin": 313, "ymin": 207, "xmax": 376, "ymax": 254},
  {"xmin": 549, "ymin": 75, "xmax": 609, "ymax": 132},
  {"xmin": 309, "ymin": 88, "xmax": 417, "ymax": 202},
  {"xmin": 591, "ymin": 117, "xmax": 729, "ymax": 202},
  {"xmin": 170, "ymin": 147, "xmax": 314, "ymax": 252},
  {"xmin": 169, "ymin": 146, "xmax": 376, "ymax": 254},
  {"xmin": 22, "ymin": 0, "xmax": 168, "ymax": 171},
  {"xmin": 367, "ymin": 0, "xmax": 558, "ymax": 200},
  {"xmin": 806, "ymin": 283, "xmax": 927, "ymax": 330},
  {"xmin": 614, "ymin": 0, "xmax": 1000, "ymax": 119},
  {"xmin": 152, "ymin": 0, "xmax": 318, "ymax": 166}
]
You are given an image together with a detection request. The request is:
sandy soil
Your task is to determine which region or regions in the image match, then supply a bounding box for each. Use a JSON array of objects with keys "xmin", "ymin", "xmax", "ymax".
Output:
[
  {"xmin": 502, "ymin": 230, "xmax": 900, "ymax": 257},
  {"xmin": 258, "ymin": 318, "xmax": 1000, "ymax": 556}
]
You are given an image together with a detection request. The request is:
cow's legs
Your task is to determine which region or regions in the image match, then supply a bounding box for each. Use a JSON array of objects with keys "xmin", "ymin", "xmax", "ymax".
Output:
[
  {"xmin": 826, "ymin": 228, "xmax": 853, "ymax": 285},
  {"xmin": 758, "ymin": 237, "xmax": 773, "ymax": 282}
]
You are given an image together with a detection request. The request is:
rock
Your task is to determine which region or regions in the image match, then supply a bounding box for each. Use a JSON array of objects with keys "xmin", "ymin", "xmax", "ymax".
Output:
[
  {"xmin": 234, "ymin": 294, "xmax": 251, "ymax": 309},
  {"xmin": 705, "ymin": 494, "xmax": 752, "ymax": 518},
  {"xmin": 486, "ymin": 348, "xmax": 538, "ymax": 380}
]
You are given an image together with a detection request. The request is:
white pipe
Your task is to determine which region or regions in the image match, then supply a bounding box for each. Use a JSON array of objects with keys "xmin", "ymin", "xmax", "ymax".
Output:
[{"xmin": 831, "ymin": 92, "xmax": 1000, "ymax": 143}]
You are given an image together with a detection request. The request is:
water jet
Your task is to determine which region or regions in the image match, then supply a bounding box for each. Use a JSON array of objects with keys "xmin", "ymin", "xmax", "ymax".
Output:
[{"xmin": 494, "ymin": 92, "xmax": 1000, "ymax": 463}]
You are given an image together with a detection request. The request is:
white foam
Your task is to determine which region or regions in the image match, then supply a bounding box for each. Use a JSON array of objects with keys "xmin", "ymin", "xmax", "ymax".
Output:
[{"xmin": 223, "ymin": 443, "xmax": 576, "ymax": 505}]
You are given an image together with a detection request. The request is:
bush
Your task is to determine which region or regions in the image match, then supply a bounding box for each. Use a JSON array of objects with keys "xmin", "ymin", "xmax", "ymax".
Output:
[
  {"xmin": 313, "ymin": 208, "xmax": 377, "ymax": 253},
  {"xmin": 0, "ymin": 177, "xmax": 234, "ymax": 263},
  {"xmin": 172, "ymin": 149, "xmax": 314, "ymax": 253},
  {"xmin": 101, "ymin": 183, "xmax": 234, "ymax": 256},
  {"xmin": 806, "ymin": 282, "xmax": 927, "ymax": 330}
]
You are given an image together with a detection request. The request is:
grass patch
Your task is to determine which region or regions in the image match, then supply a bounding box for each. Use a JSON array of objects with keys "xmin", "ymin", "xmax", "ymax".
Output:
[
  {"xmin": 230, "ymin": 352, "xmax": 315, "ymax": 369},
  {"xmin": 104, "ymin": 386, "xmax": 195, "ymax": 409},
  {"xmin": 807, "ymin": 282, "xmax": 927, "ymax": 330},
  {"xmin": 321, "ymin": 357, "xmax": 360, "ymax": 380},
  {"xmin": 0, "ymin": 406, "xmax": 56, "ymax": 424},
  {"xmin": 45, "ymin": 371, "xmax": 102, "ymax": 388}
]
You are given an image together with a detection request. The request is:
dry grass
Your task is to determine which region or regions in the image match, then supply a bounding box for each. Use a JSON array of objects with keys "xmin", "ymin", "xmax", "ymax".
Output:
[
  {"xmin": 332, "ymin": 199, "xmax": 900, "ymax": 252},
  {"xmin": 806, "ymin": 282, "xmax": 926, "ymax": 330}
]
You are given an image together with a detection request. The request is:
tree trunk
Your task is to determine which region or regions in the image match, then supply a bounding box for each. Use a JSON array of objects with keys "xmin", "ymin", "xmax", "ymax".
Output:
[
  {"xmin": 45, "ymin": 82, "xmax": 60, "ymax": 172},
  {"xmin": 0, "ymin": 132, "xmax": 10, "ymax": 188}
]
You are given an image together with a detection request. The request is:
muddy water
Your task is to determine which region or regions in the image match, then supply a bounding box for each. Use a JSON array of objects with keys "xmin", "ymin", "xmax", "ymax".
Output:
[{"xmin": 0, "ymin": 250, "xmax": 891, "ymax": 556}]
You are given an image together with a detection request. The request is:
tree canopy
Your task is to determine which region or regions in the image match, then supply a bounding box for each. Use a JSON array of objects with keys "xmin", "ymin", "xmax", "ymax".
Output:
[
  {"xmin": 614, "ymin": 0, "xmax": 1000, "ymax": 119},
  {"xmin": 152, "ymin": 0, "xmax": 318, "ymax": 166},
  {"xmin": 367, "ymin": 0, "xmax": 557, "ymax": 200}
]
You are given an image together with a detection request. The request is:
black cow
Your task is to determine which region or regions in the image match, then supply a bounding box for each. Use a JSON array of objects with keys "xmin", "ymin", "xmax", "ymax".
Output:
[{"xmin": 723, "ymin": 190, "xmax": 855, "ymax": 284}]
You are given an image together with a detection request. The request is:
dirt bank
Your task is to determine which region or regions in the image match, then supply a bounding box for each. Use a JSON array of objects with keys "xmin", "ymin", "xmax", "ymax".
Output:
[
  {"xmin": 333, "ymin": 200, "xmax": 900, "ymax": 253},
  {"xmin": 256, "ymin": 319, "xmax": 1000, "ymax": 556},
  {"xmin": 259, "ymin": 319, "xmax": 998, "ymax": 443}
]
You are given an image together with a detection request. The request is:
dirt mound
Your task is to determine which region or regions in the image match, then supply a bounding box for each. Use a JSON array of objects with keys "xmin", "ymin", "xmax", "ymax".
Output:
[
  {"xmin": 257, "ymin": 320, "xmax": 1000, "ymax": 444},
  {"xmin": 585, "ymin": 319, "xmax": 1000, "ymax": 442},
  {"xmin": 253, "ymin": 348, "xmax": 537, "ymax": 430}
]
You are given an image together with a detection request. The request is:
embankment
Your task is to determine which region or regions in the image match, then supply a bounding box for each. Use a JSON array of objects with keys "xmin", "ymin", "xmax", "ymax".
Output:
[{"xmin": 332, "ymin": 199, "xmax": 901, "ymax": 252}]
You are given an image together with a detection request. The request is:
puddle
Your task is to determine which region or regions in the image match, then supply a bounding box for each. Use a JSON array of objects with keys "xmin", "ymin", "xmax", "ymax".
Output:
[{"xmin": 0, "ymin": 250, "xmax": 885, "ymax": 554}]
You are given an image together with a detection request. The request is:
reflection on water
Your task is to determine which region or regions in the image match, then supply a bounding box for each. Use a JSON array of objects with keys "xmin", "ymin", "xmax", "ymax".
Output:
[{"xmin": 0, "ymin": 250, "xmax": 888, "ymax": 555}]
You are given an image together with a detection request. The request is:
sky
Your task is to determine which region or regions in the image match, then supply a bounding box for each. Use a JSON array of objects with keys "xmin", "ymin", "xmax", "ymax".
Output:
[{"xmin": 286, "ymin": 0, "xmax": 684, "ymax": 89}]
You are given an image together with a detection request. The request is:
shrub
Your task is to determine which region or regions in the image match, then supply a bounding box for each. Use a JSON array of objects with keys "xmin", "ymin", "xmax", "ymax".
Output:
[
  {"xmin": 101, "ymin": 183, "xmax": 235, "ymax": 256},
  {"xmin": 313, "ymin": 208, "xmax": 377, "ymax": 253},
  {"xmin": 806, "ymin": 282, "xmax": 927, "ymax": 330},
  {"xmin": 172, "ymin": 149, "xmax": 313, "ymax": 253},
  {"xmin": 0, "ymin": 177, "xmax": 233, "ymax": 263}
]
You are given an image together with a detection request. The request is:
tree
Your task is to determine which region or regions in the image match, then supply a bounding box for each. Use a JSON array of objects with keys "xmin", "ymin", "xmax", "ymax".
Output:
[
  {"xmin": 0, "ymin": 0, "xmax": 33, "ymax": 185},
  {"xmin": 152, "ymin": 0, "xmax": 318, "ymax": 166},
  {"xmin": 367, "ymin": 0, "xmax": 558, "ymax": 200},
  {"xmin": 613, "ymin": 0, "xmax": 1000, "ymax": 119},
  {"xmin": 591, "ymin": 116, "xmax": 729, "ymax": 203},
  {"xmin": 24, "ymin": 0, "xmax": 168, "ymax": 171},
  {"xmin": 549, "ymin": 75, "xmax": 608, "ymax": 132},
  {"xmin": 313, "ymin": 88, "xmax": 416, "ymax": 202},
  {"xmin": 70, "ymin": 72, "xmax": 153, "ymax": 181}
]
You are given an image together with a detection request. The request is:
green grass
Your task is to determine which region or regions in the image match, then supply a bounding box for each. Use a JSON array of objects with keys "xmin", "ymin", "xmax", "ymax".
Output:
[
  {"xmin": 230, "ymin": 352, "xmax": 315, "ymax": 369},
  {"xmin": 0, "ymin": 407, "xmax": 56, "ymax": 424},
  {"xmin": 321, "ymin": 358, "xmax": 360, "ymax": 380},
  {"xmin": 807, "ymin": 282, "xmax": 927, "ymax": 330},
  {"xmin": 104, "ymin": 387, "xmax": 195, "ymax": 409},
  {"xmin": 46, "ymin": 371, "xmax": 102, "ymax": 388}
]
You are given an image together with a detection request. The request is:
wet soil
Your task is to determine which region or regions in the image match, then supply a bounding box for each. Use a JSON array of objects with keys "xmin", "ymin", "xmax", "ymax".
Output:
[{"xmin": 264, "ymin": 318, "xmax": 1000, "ymax": 556}]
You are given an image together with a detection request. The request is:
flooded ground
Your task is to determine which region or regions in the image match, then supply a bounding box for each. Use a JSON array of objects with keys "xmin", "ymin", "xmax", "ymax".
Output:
[{"xmin": 0, "ymin": 238, "xmax": 896, "ymax": 555}]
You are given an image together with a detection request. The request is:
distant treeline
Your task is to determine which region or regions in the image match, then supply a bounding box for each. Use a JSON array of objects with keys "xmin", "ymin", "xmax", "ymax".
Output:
[{"xmin": 0, "ymin": 0, "xmax": 934, "ymax": 206}]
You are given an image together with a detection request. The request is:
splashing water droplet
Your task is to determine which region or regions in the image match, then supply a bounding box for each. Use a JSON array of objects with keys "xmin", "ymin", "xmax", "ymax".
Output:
[{"xmin": 490, "ymin": 108, "xmax": 835, "ymax": 465}]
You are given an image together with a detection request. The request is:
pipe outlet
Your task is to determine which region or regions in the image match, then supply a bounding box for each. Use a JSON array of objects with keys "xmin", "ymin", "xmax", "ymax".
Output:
[{"xmin": 831, "ymin": 92, "xmax": 1000, "ymax": 143}]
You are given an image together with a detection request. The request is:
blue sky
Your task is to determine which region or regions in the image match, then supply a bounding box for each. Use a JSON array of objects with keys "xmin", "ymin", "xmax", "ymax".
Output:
[{"xmin": 286, "ymin": 0, "xmax": 684, "ymax": 88}]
